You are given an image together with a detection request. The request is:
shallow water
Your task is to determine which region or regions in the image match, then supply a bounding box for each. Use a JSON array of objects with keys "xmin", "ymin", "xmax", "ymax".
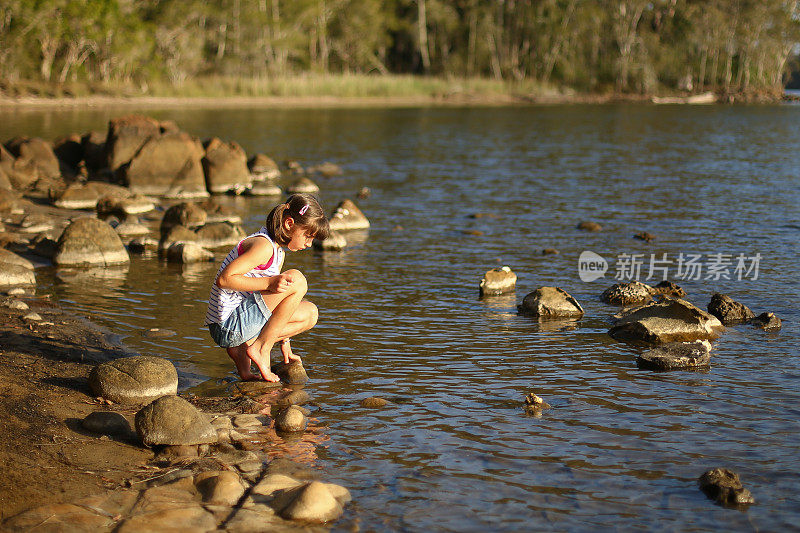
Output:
[{"xmin": 3, "ymin": 103, "xmax": 800, "ymax": 531}]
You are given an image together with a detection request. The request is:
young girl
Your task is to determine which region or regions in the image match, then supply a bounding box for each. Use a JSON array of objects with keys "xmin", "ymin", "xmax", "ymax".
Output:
[{"xmin": 205, "ymin": 193, "xmax": 330, "ymax": 382}]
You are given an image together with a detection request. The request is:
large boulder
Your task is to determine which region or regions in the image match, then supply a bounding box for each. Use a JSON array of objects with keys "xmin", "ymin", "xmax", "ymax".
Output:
[
  {"xmin": 328, "ymin": 199, "xmax": 369, "ymax": 231},
  {"xmin": 53, "ymin": 134, "xmax": 84, "ymax": 170},
  {"xmin": 480, "ymin": 266, "xmax": 516, "ymax": 296},
  {"xmin": 135, "ymin": 395, "xmax": 218, "ymax": 446},
  {"xmin": 124, "ymin": 132, "xmax": 208, "ymax": 199},
  {"xmin": 202, "ymin": 138, "xmax": 252, "ymax": 194},
  {"xmin": 0, "ymin": 263, "xmax": 36, "ymax": 287},
  {"xmin": 601, "ymin": 281, "xmax": 653, "ymax": 306},
  {"xmin": 54, "ymin": 217, "xmax": 129, "ymax": 266},
  {"xmin": 609, "ymin": 297, "xmax": 723, "ymax": 344},
  {"xmin": 517, "ymin": 287, "xmax": 584, "ymax": 318},
  {"xmin": 0, "ymin": 249, "xmax": 35, "ymax": 270},
  {"xmin": 89, "ymin": 355, "xmax": 178, "ymax": 403},
  {"xmin": 4, "ymin": 137, "xmax": 61, "ymax": 179},
  {"xmin": 707, "ymin": 293, "xmax": 755, "ymax": 325},
  {"xmin": 81, "ymin": 131, "xmax": 108, "ymax": 172},
  {"xmin": 636, "ymin": 340, "xmax": 711, "ymax": 370},
  {"xmin": 106, "ymin": 115, "xmax": 161, "ymax": 174}
]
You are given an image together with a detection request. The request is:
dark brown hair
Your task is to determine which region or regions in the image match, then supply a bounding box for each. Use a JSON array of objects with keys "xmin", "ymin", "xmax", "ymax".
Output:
[{"xmin": 265, "ymin": 193, "xmax": 330, "ymax": 246}]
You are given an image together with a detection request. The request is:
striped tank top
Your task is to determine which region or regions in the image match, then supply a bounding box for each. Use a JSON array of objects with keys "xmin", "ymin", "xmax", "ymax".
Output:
[{"xmin": 204, "ymin": 227, "xmax": 284, "ymax": 325}]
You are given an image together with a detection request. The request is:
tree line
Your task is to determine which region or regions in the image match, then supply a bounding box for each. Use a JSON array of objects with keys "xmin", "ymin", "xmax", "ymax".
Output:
[{"xmin": 1, "ymin": 0, "xmax": 798, "ymax": 96}]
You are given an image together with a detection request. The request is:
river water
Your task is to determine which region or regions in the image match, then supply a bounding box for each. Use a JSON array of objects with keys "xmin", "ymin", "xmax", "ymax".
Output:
[{"xmin": 2, "ymin": 103, "xmax": 799, "ymax": 531}]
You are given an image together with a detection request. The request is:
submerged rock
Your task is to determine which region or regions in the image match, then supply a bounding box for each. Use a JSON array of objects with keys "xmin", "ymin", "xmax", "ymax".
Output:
[
  {"xmin": 517, "ymin": 287, "xmax": 584, "ymax": 318},
  {"xmin": 601, "ymin": 281, "xmax": 653, "ymax": 306},
  {"xmin": 89, "ymin": 355, "xmax": 178, "ymax": 404},
  {"xmin": 698, "ymin": 468, "xmax": 755, "ymax": 507},
  {"xmin": 707, "ymin": 293, "xmax": 755, "ymax": 325},
  {"xmin": 54, "ymin": 217, "xmax": 130, "ymax": 266},
  {"xmin": 360, "ymin": 397, "xmax": 389, "ymax": 409},
  {"xmin": 328, "ymin": 199, "xmax": 370, "ymax": 231},
  {"xmin": 248, "ymin": 182, "xmax": 282, "ymax": 196},
  {"xmin": 633, "ymin": 231, "xmax": 655, "ymax": 242},
  {"xmin": 135, "ymin": 395, "xmax": 218, "ymax": 446},
  {"xmin": 308, "ymin": 161, "xmax": 343, "ymax": 177},
  {"xmin": 751, "ymin": 312, "xmax": 781, "ymax": 331},
  {"xmin": 608, "ymin": 297, "xmax": 723, "ymax": 344},
  {"xmin": 577, "ymin": 221, "xmax": 602, "ymax": 232},
  {"xmin": 480, "ymin": 266, "xmax": 517, "ymax": 296},
  {"xmin": 636, "ymin": 340, "xmax": 711, "ymax": 370}
]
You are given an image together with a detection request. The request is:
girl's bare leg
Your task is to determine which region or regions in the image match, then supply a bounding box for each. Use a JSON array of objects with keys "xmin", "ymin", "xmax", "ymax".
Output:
[
  {"xmin": 227, "ymin": 344, "xmax": 257, "ymax": 381},
  {"xmin": 277, "ymin": 301, "xmax": 319, "ymax": 363}
]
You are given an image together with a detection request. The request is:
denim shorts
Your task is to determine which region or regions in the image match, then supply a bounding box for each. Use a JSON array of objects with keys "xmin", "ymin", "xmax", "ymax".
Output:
[{"xmin": 208, "ymin": 292, "xmax": 271, "ymax": 348}]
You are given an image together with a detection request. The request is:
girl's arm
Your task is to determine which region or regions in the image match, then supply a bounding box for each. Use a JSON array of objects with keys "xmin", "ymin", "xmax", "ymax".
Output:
[{"xmin": 216, "ymin": 238, "xmax": 290, "ymax": 293}]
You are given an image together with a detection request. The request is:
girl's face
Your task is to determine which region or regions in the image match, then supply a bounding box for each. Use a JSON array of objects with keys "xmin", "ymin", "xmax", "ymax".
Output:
[{"xmin": 284, "ymin": 219, "xmax": 315, "ymax": 251}]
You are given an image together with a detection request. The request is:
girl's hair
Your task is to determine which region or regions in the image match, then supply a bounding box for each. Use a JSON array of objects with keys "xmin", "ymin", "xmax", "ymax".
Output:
[{"xmin": 265, "ymin": 193, "xmax": 330, "ymax": 246}]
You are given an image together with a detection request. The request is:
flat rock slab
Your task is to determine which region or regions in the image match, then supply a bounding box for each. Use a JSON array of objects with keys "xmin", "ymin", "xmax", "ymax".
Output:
[
  {"xmin": 135, "ymin": 395, "xmax": 218, "ymax": 446},
  {"xmin": 89, "ymin": 355, "xmax": 178, "ymax": 404},
  {"xmin": 636, "ymin": 341, "xmax": 711, "ymax": 370},
  {"xmin": 609, "ymin": 297, "xmax": 723, "ymax": 344}
]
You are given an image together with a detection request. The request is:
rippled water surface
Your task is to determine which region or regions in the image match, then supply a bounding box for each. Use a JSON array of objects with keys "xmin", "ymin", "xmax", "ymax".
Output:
[{"xmin": 3, "ymin": 104, "xmax": 800, "ymax": 531}]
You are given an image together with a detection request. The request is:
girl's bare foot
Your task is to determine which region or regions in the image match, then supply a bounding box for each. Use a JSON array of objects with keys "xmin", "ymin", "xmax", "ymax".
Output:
[
  {"xmin": 280, "ymin": 338, "xmax": 302, "ymax": 364},
  {"xmin": 245, "ymin": 341, "xmax": 281, "ymax": 382},
  {"xmin": 227, "ymin": 345, "xmax": 257, "ymax": 381}
]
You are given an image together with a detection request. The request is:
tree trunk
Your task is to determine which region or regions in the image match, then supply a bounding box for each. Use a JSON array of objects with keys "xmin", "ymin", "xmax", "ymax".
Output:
[{"xmin": 417, "ymin": 0, "xmax": 431, "ymax": 73}]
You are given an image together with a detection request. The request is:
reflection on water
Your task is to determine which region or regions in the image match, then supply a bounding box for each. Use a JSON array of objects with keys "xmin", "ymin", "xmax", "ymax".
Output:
[{"xmin": 6, "ymin": 104, "xmax": 800, "ymax": 531}]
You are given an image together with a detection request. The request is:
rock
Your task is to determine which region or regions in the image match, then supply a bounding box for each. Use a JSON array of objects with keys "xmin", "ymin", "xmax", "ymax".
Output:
[
  {"xmin": 577, "ymin": 221, "xmax": 602, "ymax": 232},
  {"xmin": 156, "ymin": 444, "xmax": 200, "ymax": 460},
  {"xmin": 210, "ymin": 416, "xmax": 234, "ymax": 429},
  {"xmin": 54, "ymin": 183, "xmax": 104, "ymax": 209},
  {"xmin": 634, "ymin": 231, "xmax": 655, "ymax": 242},
  {"xmin": 5, "ymin": 287, "xmax": 27, "ymax": 296},
  {"xmin": 196, "ymin": 198, "xmax": 240, "ymax": 224},
  {"xmin": 113, "ymin": 219, "xmax": 150, "ymax": 238},
  {"xmin": 160, "ymin": 202, "xmax": 207, "ymax": 234},
  {"xmin": 53, "ymin": 134, "xmax": 84, "ymax": 169},
  {"xmin": 360, "ymin": 397, "xmax": 389, "ymax": 408},
  {"xmin": 707, "ymin": 293, "xmax": 755, "ymax": 325},
  {"xmin": 4, "ymin": 137, "xmax": 61, "ymax": 179},
  {"xmin": 271, "ymin": 360, "xmax": 309, "ymax": 385},
  {"xmin": 166, "ymin": 242, "xmax": 214, "ymax": 263},
  {"xmin": 54, "ymin": 217, "xmax": 130, "ymax": 266},
  {"xmin": 274, "ymin": 406, "xmax": 307, "ymax": 433},
  {"xmin": 357, "ymin": 186, "xmax": 371, "ymax": 199},
  {"xmin": 22, "ymin": 312, "xmax": 42, "ymax": 321},
  {"xmin": 0, "ymin": 189, "xmax": 22, "ymax": 215},
  {"xmin": 328, "ymin": 199, "xmax": 369, "ymax": 231},
  {"xmin": 469, "ymin": 212, "xmax": 499, "ymax": 219},
  {"xmin": 285, "ymin": 176, "xmax": 319, "ymax": 194},
  {"xmin": 636, "ymin": 340, "xmax": 712, "ymax": 370},
  {"xmin": 81, "ymin": 411, "xmax": 132, "ymax": 436},
  {"xmin": 135, "ymin": 395, "xmax": 218, "ymax": 446},
  {"xmin": 81, "ymin": 131, "xmax": 108, "ymax": 173},
  {"xmin": 159, "ymin": 224, "xmax": 199, "ymax": 253},
  {"xmin": 97, "ymin": 195, "xmax": 156, "ymax": 217},
  {"xmin": 284, "ymin": 160, "xmax": 304, "ymax": 173},
  {"xmin": 106, "ymin": 114, "xmax": 161, "ymax": 174},
  {"xmin": 142, "ymin": 327, "xmax": 177, "ymax": 338},
  {"xmin": 308, "ymin": 161, "xmax": 343, "ymax": 177},
  {"xmin": 3, "ymin": 503, "xmax": 115, "ymax": 531},
  {"xmin": 601, "ymin": 281, "xmax": 653, "ymax": 306},
  {"xmin": 609, "ymin": 297, "xmax": 724, "ymax": 344},
  {"xmin": 274, "ymin": 481, "xmax": 349, "ymax": 523},
  {"xmin": 276, "ymin": 389, "xmax": 310, "ymax": 407},
  {"xmin": 115, "ymin": 505, "xmax": 217, "ymax": 533},
  {"xmin": 18, "ymin": 213, "xmax": 53, "ymax": 233},
  {"xmin": 313, "ymin": 230, "xmax": 347, "ymax": 251},
  {"xmin": 523, "ymin": 393, "xmax": 551, "ymax": 409},
  {"xmin": 0, "ymin": 162, "xmax": 12, "ymax": 190},
  {"xmin": 248, "ymin": 182, "xmax": 282, "ymax": 196},
  {"xmin": 252, "ymin": 473, "xmax": 305, "ymax": 496},
  {"xmin": 751, "ymin": 312, "xmax": 781, "ymax": 331},
  {"xmin": 480, "ymin": 266, "xmax": 516, "ymax": 296},
  {"xmin": 542, "ymin": 248, "xmax": 560, "ymax": 255},
  {"xmin": 225, "ymin": 507, "xmax": 283, "ymax": 532},
  {"xmin": 194, "ymin": 221, "xmax": 245, "ymax": 248},
  {"xmin": 0, "ymin": 144, "xmax": 38, "ymax": 190},
  {"xmin": 517, "ymin": 287, "xmax": 584, "ymax": 318},
  {"xmin": 89, "ymin": 355, "xmax": 178, "ymax": 404},
  {"xmin": 4, "ymin": 300, "xmax": 29, "ymax": 310},
  {"xmin": 650, "ymin": 280, "xmax": 686, "ymax": 298},
  {"xmin": 0, "ymin": 263, "xmax": 36, "ymax": 287},
  {"xmin": 202, "ymin": 138, "xmax": 252, "ymax": 194},
  {"xmin": 128, "ymin": 236, "xmax": 159, "ymax": 254},
  {"xmin": 124, "ymin": 132, "xmax": 208, "ymax": 199},
  {"xmin": 248, "ymin": 154, "xmax": 281, "ymax": 180},
  {"xmin": 698, "ymin": 468, "xmax": 755, "ymax": 507},
  {"xmin": 195, "ymin": 470, "xmax": 246, "ymax": 505},
  {"xmin": 232, "ymin": 414, "xmax": 267, "ymax": 428}
]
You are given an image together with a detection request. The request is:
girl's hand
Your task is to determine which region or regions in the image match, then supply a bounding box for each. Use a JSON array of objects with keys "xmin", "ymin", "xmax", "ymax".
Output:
[{"xmin": 269, "ymin": 273, "xmax": 294, "ymax": 293}]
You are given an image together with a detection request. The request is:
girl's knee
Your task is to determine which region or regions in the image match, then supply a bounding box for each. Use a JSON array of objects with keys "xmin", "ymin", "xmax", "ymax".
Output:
[
  {"xmin": 307, "ymin": 302, "xmax": 319, "ymax": 327},
  {"xmin": 286, "ymin": 269, "xmax": 308, "ymax": 293}
]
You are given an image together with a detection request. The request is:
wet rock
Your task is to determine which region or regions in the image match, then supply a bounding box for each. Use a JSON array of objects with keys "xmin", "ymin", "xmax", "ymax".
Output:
[
  {"xmin": 707, "ymin": 293, "xmax": 755, "ymax": 325},
  {"xmin": 276, "ymin": 389, "xmax": 310, "ymax": 408},
  {"xmin": 195, "ymin": 470, "xmax": 246, "ymax": 505},
  {"xmin": 160, "ymin": 202, "xmax": 207, "ymax": 234},
  {"xmin": 166, "ymin": 241, "xmax": 214, "ymax": 263},
  {"xmin": 636, "ymin": 340, "xmax": 711, "ymax": 370},
  {"xmin": 5, "ymin": 287, "xmax": 28, "ymax": 296},
  {"xmin": 114, "ymin": 219, "xmax": 151, "ymax": 238},
  {"xmin": 142, "ymin": 327, "xmax": 177, "ymax": 338},
  {"xmin": 285, "ymin": 176, "xmax": 319, "ymax": 194},
  {"xmin": 273, "ymin": 480, "xmax": 350, "ymax": 523},
  {"xmin": 577, "ymin": 221, "xmax": 602, "ymax": 232},
  {"xmin": 751, "ymin": 312, "xmax": 781, "ymax": 331},
  {"xmin": 18, "ymin": 213, "xmax": 53, "ymax": 233},
  {"xmin": 159, "ymin": 224, "xmax": 199, "ymax": 253},
  {"xmin": 53, "ymin": 134, "xmax": 84, "ymax": 170},
  {"xmin": 135, "ymin": 395, "xmax": 218, "ymax": 446},
  {"xmin": 251, "ymin": 473, "xmax": 304, "ymax": 496},
  {"xmin": 225, "ymin": 507, "xmax": 283, "ymax": 532},
  {"xmin": 0, "ymin": 263, "xmax": 35, "ymax": 287},
  {"xmin": 601, "ymin": 281, "xmax": 653, "ymax": 306},
  {"xmin": 4, "ymin": 137, "xmax": 61, "ymax": 179},
  {"xmin": 609, "ymin": 297, "xmax": 724, "ymax": 344},
  {"xmin": 97, "ymin": 195, "xmax": 155, "ymax": 218},
  {"xmin": 4, "ymin": 300, "xmax": 29, "ymax": 310},
  {"xmin": 81, "ymin": 411, "xmax": 133, "ymax": 437},
  {"xmin": 542, "ymin": 248, "xmax": 560, "ymax": 255},
  {"xmin": 23, "ymin": 312, "xmax": 42, "ymax": 321},
  {"xmin": 357, "ymin": 186, "xmax": 371, "ymax": 199},
  {"xmin": 106, "ymin": 114, "xmax": 162, "ymax": 174},
  {"xmin": 308, "ymin": 161, "xmax": 343, "ymax": 177},
  {"xmin": 0, "ymin": 144, "xmax": 38, "ymax": 190},
  {"xmin": 89, "ymin": 355, "xmax": 178, "ymax": 404},
  {"xmin": 271, "ymin": 360, "xmax": 309, "ymax": 385},
  {"xmin": 523, "ymin": 393, "xmax": 551, "ymax": 409},
  {"xmin": 480, "ymin": 266, "xmax": 516, "ymax": 296},
  {"xmin": 650, "ymin": 280, "xmax": 686, "ymax": 298},
  {"xmin": 54, "ymin": 183, "xmax": 103, "ymax": 209},
  {"xmin": 248, "ymin": 153, "xmax": 281, "ymax": 180},
  {"xmin": 634, "ymin": 231, "xmax": 655, "ymax": 242},
  {"xmin": 203, "ymin": 138, "xmax": 252, "ymax": 194},
  {"xmin": 128, "ymin": 236, "xmax": 159, "ymax": 254},
  {"xmin": 517, "ymin": 287, "xmax": 584, "ymax": 318},
  {"xmin": 194, "ymin": 221, "xmax": 245, "ymax": 249},
  {"xmin": 360, "ymin": 397, "xmax": 389, "ymax": 408},
  {"xmin": 248, "ymin": 182, "xmax": 282, "ymax": 196},
  {"xmin": 698, "ymin": 468, "xmax": 755, "ymax": 507},
  {"xmin": 115, "ymin": 505, "xmax": 216, "ymax": 533},
  {"xmin": 3, "ymin": 503, "xmax": 115, "ymax": 531},
  {"xmin": 54, "ymin": 216, "xmax": 130, "ymax": 266},
  {"xmin": 232, "ymin": 414, "xmax": 267, "ymax": 428},
  {"xmin": 328, "ymin": 199, "xmax": 369, "ymax": 231},
  {"xmin": 211, "ymin": 443, "xmax": 260, "ymax": 466},
  {"xmin": 313, "ymin": 229, "xmax": 347, "ymax": 251},
  {"xmin": 81, "ymin": 131, "xmax": 108, "ymax": 173},
  {"xmin": 274, "ymin": 406, "xmax": 307, "ymax": 433},
  {"xmin": 125, "ymin": 132, "xmax": 208, "ymax": 199}
]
